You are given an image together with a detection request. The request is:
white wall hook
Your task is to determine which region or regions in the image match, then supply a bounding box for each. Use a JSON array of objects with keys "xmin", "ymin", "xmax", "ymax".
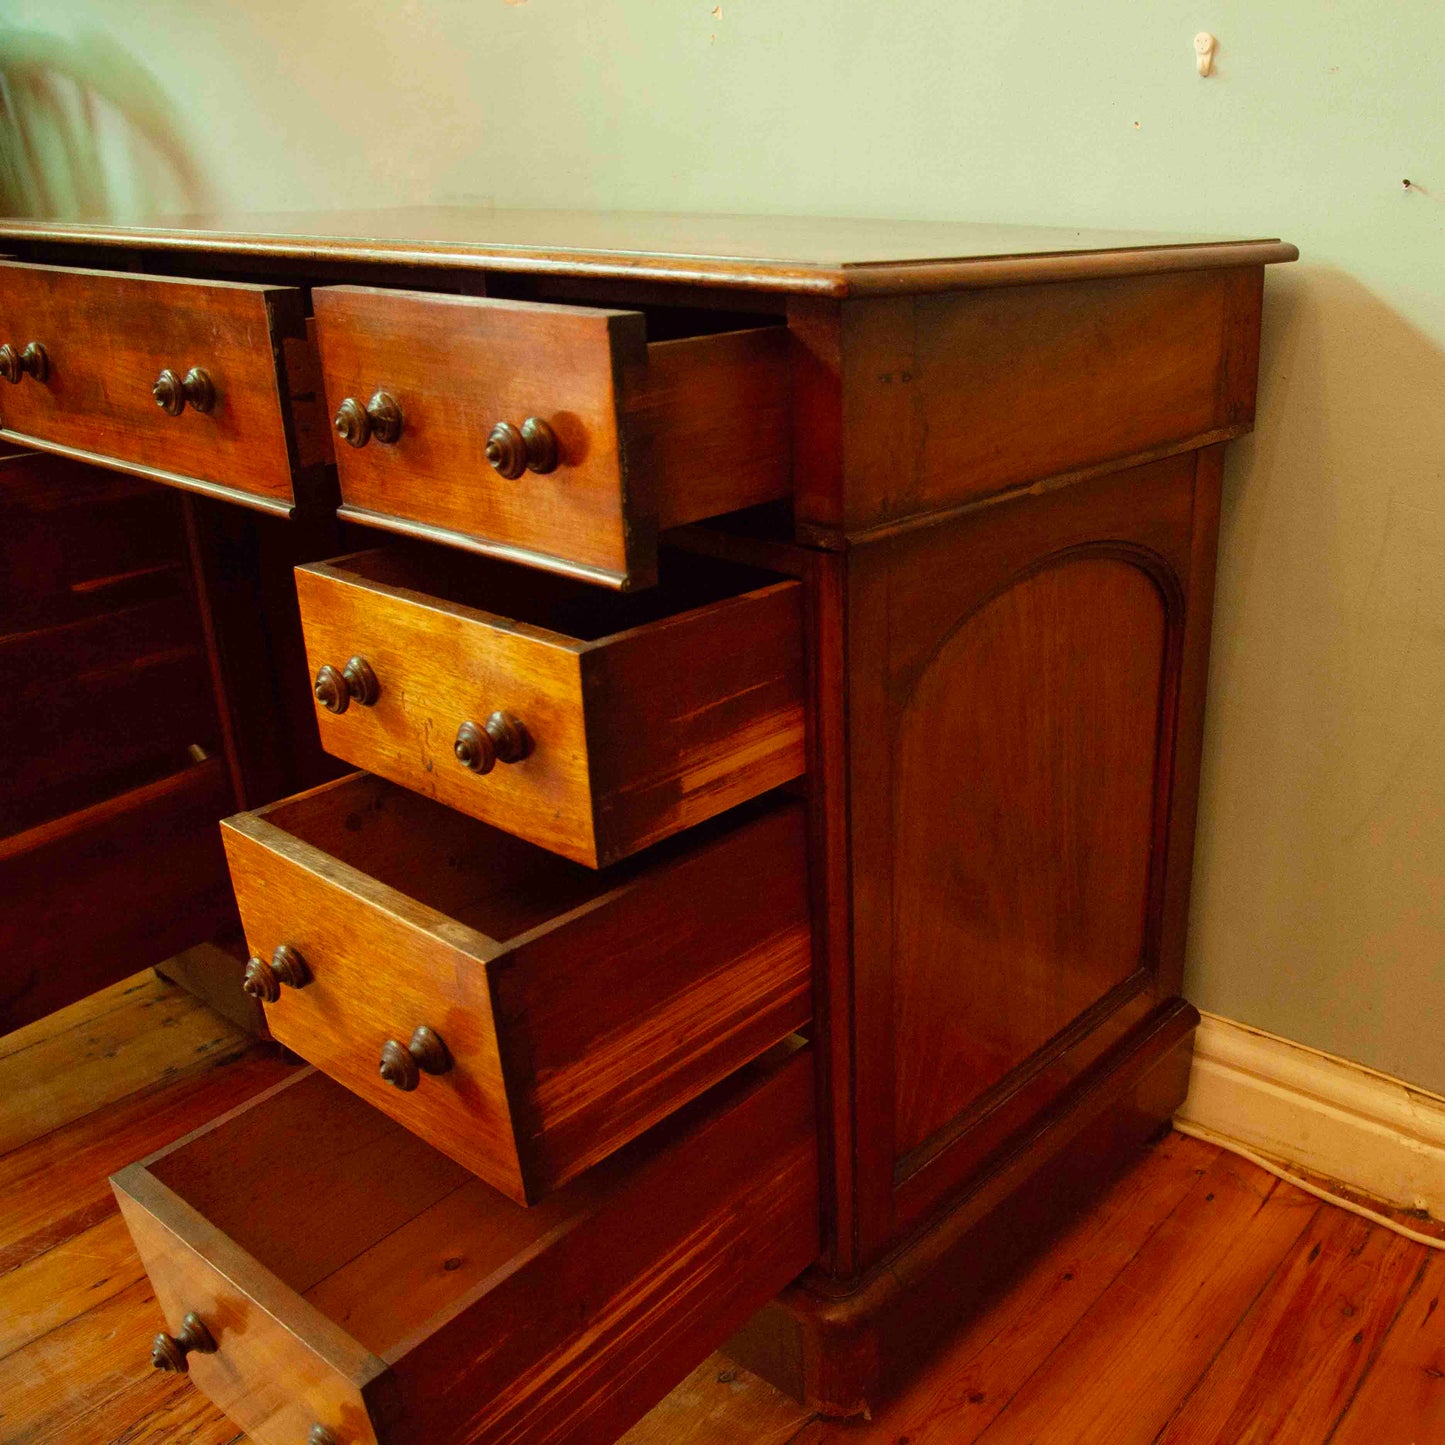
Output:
[{"xmin": 1195, "ymin": 32, "xmax": 1217, "ymax": 77}]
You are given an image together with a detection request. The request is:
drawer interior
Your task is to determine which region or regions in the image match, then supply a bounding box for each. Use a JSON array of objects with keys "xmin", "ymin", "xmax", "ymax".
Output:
[
  {"xmin": 323, "ymin": 540, "xmax": 788, "ymax": 644},
  {"xmin": 121, "ymin": 1047, "xmax": 818, "ymax": 1444},
  {"xmin": 258, "ymin": 771, "xmax": 706, "ymax": 940},
  {"xmin": 226, "ymin": 773, "xmax": 811, "ymax": 1201},
  {"xmin": 145, "ymin": 1067, "xmax": 589, "ymax": 1356}
]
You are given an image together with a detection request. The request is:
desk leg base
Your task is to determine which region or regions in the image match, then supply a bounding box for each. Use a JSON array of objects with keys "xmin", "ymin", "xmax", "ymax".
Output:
[{"xmin": 728, "ymin": 1005, "xmax": 1198, "ymax": 1416}]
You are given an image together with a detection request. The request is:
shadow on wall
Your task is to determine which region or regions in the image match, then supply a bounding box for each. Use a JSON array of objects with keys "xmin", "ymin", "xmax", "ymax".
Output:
[
  {"xmin": 1189, "ymin": 261, "xmax": 1445, "ymax": 1091},
  {"xmin": 0, "ymin": 28, "xmax": 210, "ymax": 219}
]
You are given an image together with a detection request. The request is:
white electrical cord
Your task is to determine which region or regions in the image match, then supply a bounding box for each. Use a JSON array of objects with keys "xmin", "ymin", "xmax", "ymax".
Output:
[{"xmin": 1172, "ymin": 1119, "xmax": 1445, "ymax": 1251}]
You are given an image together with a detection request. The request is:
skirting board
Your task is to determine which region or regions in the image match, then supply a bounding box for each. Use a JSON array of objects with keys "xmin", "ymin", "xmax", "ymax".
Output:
[{"xmin": 1176, "ymin": 1011, "xmax": 1445, "ymax": 1218}]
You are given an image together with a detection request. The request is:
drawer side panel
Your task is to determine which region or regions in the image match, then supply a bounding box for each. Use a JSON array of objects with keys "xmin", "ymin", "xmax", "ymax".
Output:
[{"xmin": 388, "ymin": 1047, "xmax": 819, "ymax": 1445}]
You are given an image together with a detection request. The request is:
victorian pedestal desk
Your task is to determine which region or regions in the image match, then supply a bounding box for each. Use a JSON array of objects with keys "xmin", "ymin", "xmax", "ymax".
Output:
[{"xmin": 0, "ymin": 210, "xmax": 1296, "ymax": 1443}]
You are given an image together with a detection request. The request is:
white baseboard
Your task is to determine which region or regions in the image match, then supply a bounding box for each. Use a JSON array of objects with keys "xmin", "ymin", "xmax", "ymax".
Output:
[{"xmin": 1176, "ymin": 1011, "xmax": 1445, "ymax": 1219}]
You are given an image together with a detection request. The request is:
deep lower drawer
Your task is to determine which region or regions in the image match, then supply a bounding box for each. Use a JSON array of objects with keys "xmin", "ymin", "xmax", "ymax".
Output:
[
  {"xmin": 295, "ymin": 546, "xmax": 806, "ymax": 867},
  {"xmin": 221, "ymin": 772, "xmax": 812, "ymax": 1203},
  {"xmin": 0, "ymin": 260, "xmax": 328, "ymax": 511},
  {"xmin": 113, "ymin": 1046, "xmax": 818, "ymax": 1445},
  {"xmin": 313, "ymin": 285, "xmax": 790, "ymax": 589}
]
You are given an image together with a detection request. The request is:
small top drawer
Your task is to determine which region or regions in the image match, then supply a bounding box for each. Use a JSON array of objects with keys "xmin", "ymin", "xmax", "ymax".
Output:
[
  {"xmin": 296, "ymin": 546, "xmax": 806, "ymax": 867},
  {"xmin": 0, "ymin": 261, "xmax": 328, "ymax": 512},
  {"xmin": 313, "ymin": 286, "xmax": 791, "ymax": 589}
]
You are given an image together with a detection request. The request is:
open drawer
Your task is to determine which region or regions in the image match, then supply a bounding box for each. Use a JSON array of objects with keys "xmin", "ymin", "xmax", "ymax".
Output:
[
  {"xmin": 113, "ymin": 1046, "xmax": 818, "ymax": 1445},
  {"xmin": 313, "ymin": 286, "xmax": 791, "ymax": 588},
  {"xmin": 0, "ymin": 261, "xmax": 329, "ymax": 512},
  {"xmin": 295, "ymin": 546, "xmax": 805, "ymax": 867},
  {"xmin": 221, "ymin": 774, "xmax": 812, "ymax": 1203}
]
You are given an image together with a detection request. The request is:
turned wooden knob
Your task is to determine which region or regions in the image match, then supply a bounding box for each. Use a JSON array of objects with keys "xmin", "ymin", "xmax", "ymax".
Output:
[
  {"xmin": 0, "ymin": 341, "xmax": 48, "ymax": 384},
  {"xmin": 379, "ymin": 1025, "xmax": 452, "ymax": 1092},
  {"xmin": 242, "ymin": 944, "xmax": 311, "ymax": 1002},
  {"xmin": 485, "ymin": 418, "xmax": 559, "ymax": 480},
  {"xmin": 313, "ymin": 656, "xmax": 379, "ymax": 714},
  {"xmin": 151, "ymin": 1312, "xmax": 217, "ymax": 1373},
  {"xmin": 454, "ymin": 712, "xmax": 531, "ymax": 774},
  {"xmin": 153, "ymin": 366, "xmax": 215, "ymax": 415},
  {"xmin": 333, "ymin": 390, "xmax": 403, "ymax": 448}
]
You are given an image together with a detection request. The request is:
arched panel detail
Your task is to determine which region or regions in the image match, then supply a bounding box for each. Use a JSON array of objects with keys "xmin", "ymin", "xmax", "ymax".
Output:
[{"xmin": 890, "ymin": 547, "xmax": 1180, "ymax": 1157}]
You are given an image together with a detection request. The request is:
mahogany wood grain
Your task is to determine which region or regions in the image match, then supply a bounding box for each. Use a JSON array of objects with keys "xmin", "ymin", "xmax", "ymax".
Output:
[
  {"xmin": 661, "ymin": 521, "xmax": 858, "ymax": 1278},
  {"xmin": 0, "ymin": 206, "xmax": 1296, "ymax": 297},
  {"xmin": 0, "ymin": 448, "xmax": 338, "ymax": 1030},
  {"xmin": 839, "ymin": 451, "xmax": 1199, "ymax": 1261},
  {"xmin": 0, "ymin": 759, "xmax": 238, "ymax": 1032},
  {"xmin": 0, "ymin": 216, "xmax": 1298, "ymax": 1434},
  {"xmin": 0, "ymin": 260, "xmax": 326, "ymax": 512},
  {"xmin": 0, "ymin": 449, "xmax": 217, "ymax": 835},
  {"xmin": 0, "ymin": 450, "xmax": 187, "ymax": 615},
  {"xmin": 0, "ymin": 593, "xmax": 215, "ymax": 828},
  {"xmin": 112, "ymin": 1048, "xmax": 818, "ymax": 1445},
  {"xmin": 294, "ymin": 547, "xmax": 805, "ymax": 867},
  {"xmin": 179, "ymin": 494, "xmax": 348, "ymax": 815},
  {"xmin": 221, "ymin": 773, "xmax": 811, "ymax": 1202},
  {"xmin": 793, "ymin": 267, "xmax": 1264, "ymax": 541},
  {"xmin": 314, "ymin": 285, "xmax": 789, "ymax": 586},
  {"xmin": 891, "ymin": 557, "xmax": 1169, "ymax": 1155}
]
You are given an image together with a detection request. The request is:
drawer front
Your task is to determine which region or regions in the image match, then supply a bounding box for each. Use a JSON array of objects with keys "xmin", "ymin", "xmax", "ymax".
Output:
[
  {"xmin": 0, "ymin": 261, "xmax": 324, "ymax": 511},
  {"xmin": 114, "ymin": 1052, "xmax": 818, "ymax": 1445},
  {"xmin": 114, "ymin": 1177, "xmax": 391, "ymax": 1445},
  {"xmin": 221, "ymin": 774, "xmax": 812, "ymax": 1204},
  {"xmin": 313, "ymin": 286, "xmax": 790, "ymax": 588},
  {"xmin": 295, "ymin": 554, "xmax": 806, "ymax": 867}
]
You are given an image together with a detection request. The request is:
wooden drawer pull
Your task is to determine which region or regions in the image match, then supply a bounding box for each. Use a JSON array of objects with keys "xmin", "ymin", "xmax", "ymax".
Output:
[
  {"xmin": 453, "ymin": 711, "xmax": 531, "ymax": 774},
  {"xmin": 242, "ymin": 944, "xmax": 312, "ymax": 1003},
  {"xmin": 152, "ymin": 366, "xmax": 216, "ymax": 416},
  {"xmin": 0, "ymin": 341, "xmax": 48, "ymax": 384},
  {"xmin": 379, "ymin": 1025, "xmax": 452, "ymax": 1092},
  {"xmin": 151, "ymin": 1311, "xmax": 217, "ymax": 1373},
  {"xmin": 314, "ymin": 656, "xmax": 380, "ymax": 714},
  {"xmin": 333, "ymin": 390, "xmax": 403, "ymax": 449},
  {"xmin": 485, "ymin": 417, "xmax": 559, "ymax": 479}
]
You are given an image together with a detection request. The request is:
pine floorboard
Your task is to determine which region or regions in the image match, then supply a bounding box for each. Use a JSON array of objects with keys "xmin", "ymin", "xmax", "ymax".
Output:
[{"xmin": 0, "ymin": 971, "xmax": 1440, "ymax": 1444}]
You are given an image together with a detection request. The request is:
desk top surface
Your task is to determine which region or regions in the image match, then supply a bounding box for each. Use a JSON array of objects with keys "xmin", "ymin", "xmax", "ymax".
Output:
[{"xmin": 0, "ymin": 207, "xmax": 1297, "ymax": 296}]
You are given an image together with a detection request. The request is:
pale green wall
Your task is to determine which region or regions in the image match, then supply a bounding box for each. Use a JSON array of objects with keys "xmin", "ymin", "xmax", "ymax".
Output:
[{"xmin": 5, "ymin": 2, "xmax": 1443, "ymax": 1090}]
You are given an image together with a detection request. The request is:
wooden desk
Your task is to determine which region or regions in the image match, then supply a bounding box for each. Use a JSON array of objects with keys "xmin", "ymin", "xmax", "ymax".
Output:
[{"xmin": 0, "ymin": 209, "xmax": 1295, "ymax": 1441}]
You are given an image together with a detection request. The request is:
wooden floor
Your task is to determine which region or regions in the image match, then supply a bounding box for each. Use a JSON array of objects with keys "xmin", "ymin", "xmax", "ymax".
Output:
[{"xmin": 1, "ymin": 973, "xmax": 1441, "ymax": 1445}]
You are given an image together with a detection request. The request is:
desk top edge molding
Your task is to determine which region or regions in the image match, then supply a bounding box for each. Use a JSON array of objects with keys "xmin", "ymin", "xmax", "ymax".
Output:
[{"xmin": 0, "ymin": 207, "xmax": 1299, "ymax": 295}]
